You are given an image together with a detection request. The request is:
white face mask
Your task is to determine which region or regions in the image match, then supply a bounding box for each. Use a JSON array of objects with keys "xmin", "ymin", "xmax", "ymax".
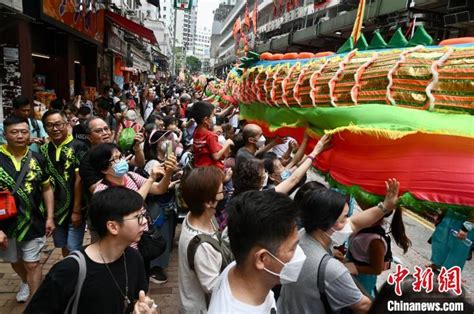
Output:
[
  {"xmin": 218, "ymin": 135, "xmax": 226, "ymax": 146},
  {"xmin": 263, "ymin": 245, "xmax": 307, "ymax": 284},
  {"xmin": 256, "ymin": 135, "xmax": 266, "ymax": 148},
  {"xmin": 327, "ymin": 222, "xmax": 353, "ymax": 246},
  {"xmin": 211, "ymin": 116, "xmax": 217, "ymax": 125}
]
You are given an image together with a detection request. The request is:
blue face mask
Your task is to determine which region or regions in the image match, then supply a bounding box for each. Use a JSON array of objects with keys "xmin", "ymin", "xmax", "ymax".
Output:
[
  {"xmin": 280, "ymin": 169, "xmax": 292, "ymax": 181},
  {"xmin": 112, "ymin": 159, "xmax": 129, "ymax": 177}
]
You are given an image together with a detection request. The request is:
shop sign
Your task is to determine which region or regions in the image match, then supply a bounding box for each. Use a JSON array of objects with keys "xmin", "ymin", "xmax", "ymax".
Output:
[
  {"xmin": 107, "ymin": 24, "xmax": 127, "ymax": 56},
  {"xmin": 1, "ymin": 47, "xmax": 21, "ymax": 118},
  {"xmin": 42, "ymin": 0, "xmax": 104, "ymax": 44},
  {"xmin": 174, "ymin": 0, "xmax": 192, "ymax": 10}
]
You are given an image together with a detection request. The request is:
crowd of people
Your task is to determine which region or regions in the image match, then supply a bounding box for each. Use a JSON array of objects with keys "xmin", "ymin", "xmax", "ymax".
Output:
[{"xmin": 0, "ymin": 78, "xmax": 471, "ymax": 313}]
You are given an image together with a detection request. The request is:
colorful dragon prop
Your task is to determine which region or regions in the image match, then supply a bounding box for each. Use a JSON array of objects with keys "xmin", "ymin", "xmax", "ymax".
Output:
[{"xmin": 213, "ymin": 32, "xmax": 474, "ymax": 214}]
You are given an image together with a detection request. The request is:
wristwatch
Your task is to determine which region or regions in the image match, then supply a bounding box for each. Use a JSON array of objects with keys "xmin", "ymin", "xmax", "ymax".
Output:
[{"xmin": 377, "ymin": 202, "xmax": 391, "ymax": 215}]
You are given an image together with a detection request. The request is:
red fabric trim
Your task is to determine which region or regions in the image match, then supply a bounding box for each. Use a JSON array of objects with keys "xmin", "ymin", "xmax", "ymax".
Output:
[{"xmin": 105, "ymin": 11, "xmax": 157, "ymax": 44}]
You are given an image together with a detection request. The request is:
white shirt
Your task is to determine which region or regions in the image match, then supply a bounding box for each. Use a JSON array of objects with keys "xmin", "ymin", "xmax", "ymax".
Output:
[
  {"xmin": 178, "ymin": 215, "xmax": 223, "ymax": 313},
  {"xmin": 208, "ymin": 262, "xmax": 277, "ymax": 314},
  {"xmin": 144, "ymin": 101, "xmax": 154, "ymax": 122}
]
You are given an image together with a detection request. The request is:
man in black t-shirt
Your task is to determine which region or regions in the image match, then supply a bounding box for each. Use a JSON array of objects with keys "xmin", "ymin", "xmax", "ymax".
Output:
[
  {"xmin": 26, "ymin": 187, "xmax": 157, "ymax": 313},
  {"xmin": 72, "ymin": 106, "xmax": 92, "ymax": 143}
]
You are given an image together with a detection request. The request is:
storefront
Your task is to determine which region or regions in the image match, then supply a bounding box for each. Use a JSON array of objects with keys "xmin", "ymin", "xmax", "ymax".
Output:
[
  {"xmin": 28, "ymin": 0, "xmax": 105, "ymax": 104},
  {"xmin": 104, "ymin": 10, "xmax": 157, "ymax": 87}
]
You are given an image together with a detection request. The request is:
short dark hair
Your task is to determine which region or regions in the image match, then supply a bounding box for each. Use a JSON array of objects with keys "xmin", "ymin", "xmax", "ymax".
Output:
[
  {"xmin": 189, "ymin": 101, "xmax": 214, "ymax": 124},
  {"xmin": 297, "ymin": 188, "xmax": 346, "ymax": 233},
  {"xmin": 89, "ymin": 143, "xmax": 119, "ymax": 172},
  {"xmin": 96, "ymin": 98, "xmax": 111, "ymax": 111},
  {"xmin": 89, "ymin": 187, "xmax": 144, "ymax": 238},
  {"xmin": 3, "ymin": 115, "xmax": 29, "ymax": 131},
  {"xmin": 50, "ymin": 98, "xmax": 64, "ymax": 110},
  {"xmin": 181, "ymin": 166, "xmax": 224, "ymax": 216},
  {"xmin": 78, "ymin": 106, "xmax": 92, "ymax": 116},
  {"xmin": 42, "ymin": 109, "xmax": 66, "ymax": 125},
  {"xmin": 227, "ymin": 190, "xmax": 297, "ymax": 264},
  {"xmin": 232, "ymin": 159, "xmax": 264, "ymax": 197},
  {"xmin": 294, "ymin": 181, "xmax": 327, "ymax": 204},
  {"xmin": 12, "ymin": 96, "xmax": 29, "ymax": 109}
]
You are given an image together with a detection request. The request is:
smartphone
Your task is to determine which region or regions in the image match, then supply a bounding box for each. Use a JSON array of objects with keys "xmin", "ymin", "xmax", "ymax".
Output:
[{"xmin": 165, "ymin": 140, "xmax": 173, "ymax": 158}]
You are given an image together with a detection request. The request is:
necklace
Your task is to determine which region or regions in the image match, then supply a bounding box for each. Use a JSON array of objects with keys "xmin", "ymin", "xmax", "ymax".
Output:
[{"xmin": 99, "ymin": 249, "xmax": 130, "ymax": 311}]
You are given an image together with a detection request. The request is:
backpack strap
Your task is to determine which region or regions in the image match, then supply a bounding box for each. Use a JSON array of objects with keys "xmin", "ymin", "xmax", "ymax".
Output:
[
  {"xmin": 12, "ymin": 151, "xmax": 32, "ymax": 195},
  {"xmin": 30, "ymin": 118, "xmax": 40, "ymax": 137},
  {"xmin": 187, "ymin": 233, "xmax": 222, "ymax": 271},
  {"xmin": 317, "ymin": 253, "xmax": 333, "ymax": 314},
  {"xmin": 64, "ymin": 251, "xmax": 87, "ymax": 314}
]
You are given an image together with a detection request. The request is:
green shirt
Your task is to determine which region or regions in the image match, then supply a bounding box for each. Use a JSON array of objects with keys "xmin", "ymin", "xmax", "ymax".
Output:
[
  {"xmin": 0, "ymin": 145, "xmax": 50, "ymax": 241},
  {"xmin": 40, "ymin": 135, "xmax": 88, "ymax": 225}
]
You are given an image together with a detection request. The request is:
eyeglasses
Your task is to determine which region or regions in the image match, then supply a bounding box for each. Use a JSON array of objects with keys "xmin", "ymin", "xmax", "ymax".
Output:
[
  {"xmin": 109, "ymin": 154, "xmax": 123, "ymax": 164},
  {"xmin": 123, "ymin": 210, "xmax": 148, "ymax": 225},
  {"xmin": 45, "ymin": 122, "xmax": 67, "ymax": 130},
  {"xmin": 91, "ymin": 126, "xmax": 110, "ymax": 134}
]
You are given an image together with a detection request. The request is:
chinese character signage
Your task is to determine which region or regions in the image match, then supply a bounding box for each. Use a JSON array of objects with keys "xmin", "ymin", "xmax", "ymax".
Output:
[
  {"xmin": 174, "ymin": 0, "xmax": 192, "ymax": 10},
  {"xmin": 42, "ymin": 0, "xmax": 104, "ymax": 44}
]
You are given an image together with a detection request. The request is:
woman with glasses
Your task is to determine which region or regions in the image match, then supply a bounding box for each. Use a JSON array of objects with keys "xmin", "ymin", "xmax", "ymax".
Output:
[
  {"xmin": 89, "ymin": 143, "xmax": 177, "ymax": 278},
  {"xmin": 178, "ymin": 166, "xmax": 227, "ymax": 314}
]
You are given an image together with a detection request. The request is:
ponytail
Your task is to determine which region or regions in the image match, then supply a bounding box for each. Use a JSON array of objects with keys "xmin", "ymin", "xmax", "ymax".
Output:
[{"xmin": 390, "ymin": 207, "xmax": 412, "ymax": 253}]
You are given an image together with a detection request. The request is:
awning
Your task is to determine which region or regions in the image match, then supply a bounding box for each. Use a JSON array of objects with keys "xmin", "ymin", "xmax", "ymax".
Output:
[{"xmin": 105, "ymin": 11, "xmax": 157, "ymax": 45}]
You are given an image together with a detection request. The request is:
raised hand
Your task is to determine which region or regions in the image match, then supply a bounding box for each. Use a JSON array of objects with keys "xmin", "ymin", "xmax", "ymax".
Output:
[{"xmin": 383, "ymin": 178, "xmax": 400, "ymax": 212}]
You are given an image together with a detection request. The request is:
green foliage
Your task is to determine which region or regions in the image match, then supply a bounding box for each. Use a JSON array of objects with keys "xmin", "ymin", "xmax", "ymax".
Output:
[{"xmin": 186, "ymin": 56, "xmax": 202, "ymax": 73}]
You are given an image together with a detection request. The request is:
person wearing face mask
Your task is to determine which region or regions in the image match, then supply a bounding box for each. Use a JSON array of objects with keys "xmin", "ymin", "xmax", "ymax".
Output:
[
  {"xmin": 178, "ymin": 167, "xmax": 228, "ymax": 313},
  {"xmin": 89, "ymin": 143, "xmax": 177, "ymax": 277},
  {"xmin": 208, "ymin": 191, "xmax": 304, "ymax": 314},
  {"xmin": 189, "ymin": 101, "xmax": 233, "ymax": 170},
  {"xmin": 277, "ymin": 179, "xmax": 400, "ymax": 314},
  {"xmin": 235, "ymin": 123, "xmax": 280, "ymax": 166}
]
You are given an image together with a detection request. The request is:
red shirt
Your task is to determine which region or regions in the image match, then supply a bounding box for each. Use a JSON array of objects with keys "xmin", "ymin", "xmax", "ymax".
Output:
[{"xmin": 193, "ymin": 127, "xmax": 224, "ymax": 169}]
